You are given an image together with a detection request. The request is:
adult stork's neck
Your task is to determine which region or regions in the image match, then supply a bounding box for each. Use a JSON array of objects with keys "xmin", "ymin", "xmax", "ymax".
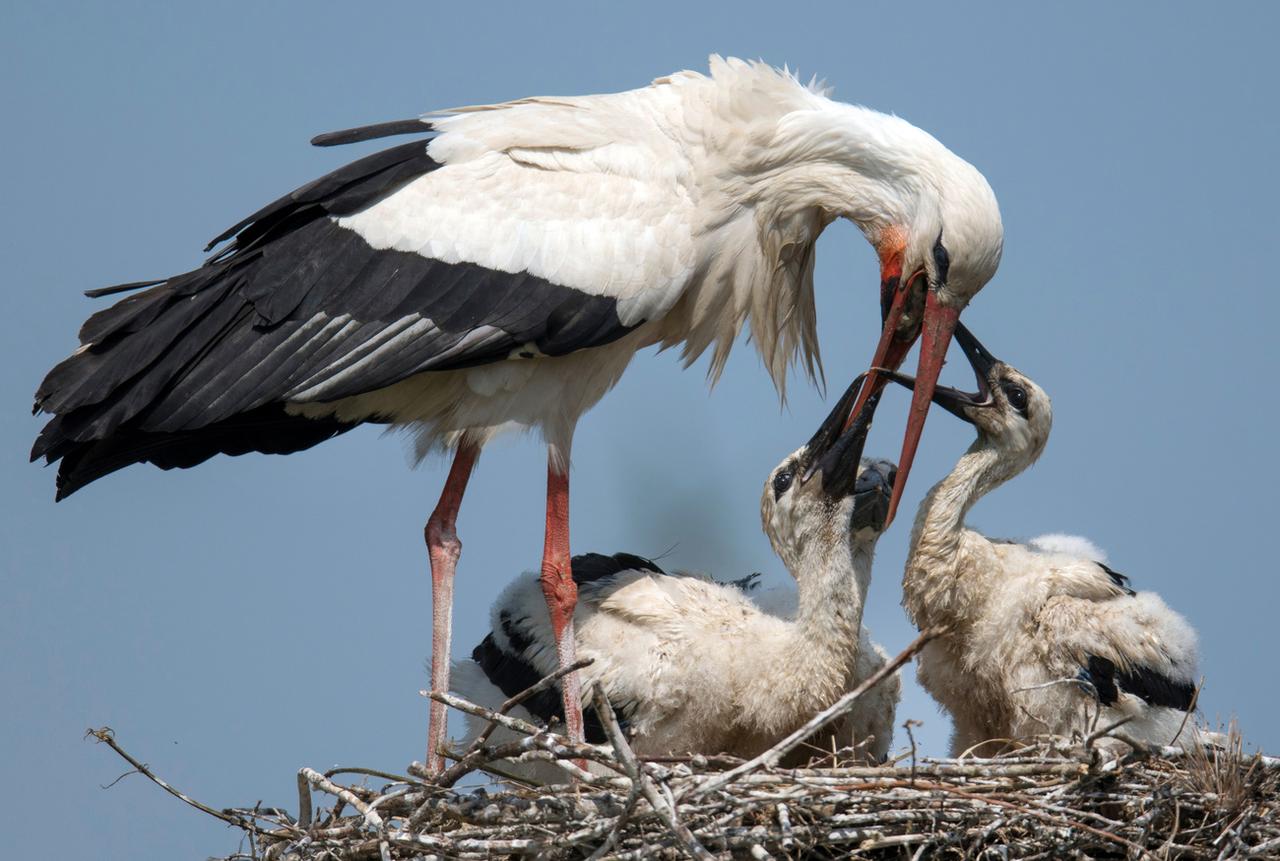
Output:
[
  {"xmin": 743, "ymin": 105, "xmax": 936, "ymax": 243},
  {"xmin": 902, "ymin": 440, "xmax": 1016, "ymax": 629}
]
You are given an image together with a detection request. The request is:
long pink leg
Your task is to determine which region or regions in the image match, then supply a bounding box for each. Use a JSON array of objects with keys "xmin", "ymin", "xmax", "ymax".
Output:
[
  {"xmin": 539, "ymin": 460, "xmax": 585, "ymax": 744},
  {"xmin": 425, "ymin": 443, "xmax": 480, "ymax": 774}
]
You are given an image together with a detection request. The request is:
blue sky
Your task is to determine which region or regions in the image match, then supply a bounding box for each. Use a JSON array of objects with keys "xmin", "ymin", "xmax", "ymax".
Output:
[{"xmin": 3, "ymin": 2, "xmax": 1277, "ymax": 857}]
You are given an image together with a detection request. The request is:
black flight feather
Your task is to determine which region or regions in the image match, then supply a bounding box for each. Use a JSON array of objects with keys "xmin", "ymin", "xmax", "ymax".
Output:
[
  {"xmin": 204, "ymin": 139, "xmax": 436, "ymax": 252},
  {"xmin": 85, "ymin": 278, "xmax": 167, "ymax": 299},
  {"xmin": 310, "ymin": 118, "xmax": 433, "ymax": 148}
]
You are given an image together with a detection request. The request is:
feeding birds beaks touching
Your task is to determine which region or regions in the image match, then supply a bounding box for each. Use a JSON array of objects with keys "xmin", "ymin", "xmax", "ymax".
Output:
[
  {"xmin": 875, "ymin": 322, "xmax": 1028, "ymax": 424},
  {"xmin": 842, "ymin": 225, "xmax": 995, "ymax": 530}
]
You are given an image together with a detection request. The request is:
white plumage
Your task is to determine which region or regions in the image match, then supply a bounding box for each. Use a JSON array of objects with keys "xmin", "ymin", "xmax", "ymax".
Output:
[
  {"xmin": 453, "ymin": 388, "xmax": 900, "ymax": 780},
  {"xmin": 882, "ymin": 325, "xmax": 1201, "ymax": 756}
]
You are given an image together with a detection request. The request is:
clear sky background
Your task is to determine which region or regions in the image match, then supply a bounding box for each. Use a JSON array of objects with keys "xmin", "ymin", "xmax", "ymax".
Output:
[{"xmin": 2, "ymin": 2, "xmax": 1277, "ymax": 857}]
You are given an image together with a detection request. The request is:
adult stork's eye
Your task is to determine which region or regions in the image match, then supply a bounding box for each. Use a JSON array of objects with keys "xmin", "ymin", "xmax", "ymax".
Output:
[
  {"xmin": 772, "ymin": 469, "xmax": 795, "ymax": 498},
  {"xmin": 1003, "ymin": 384, "xmax": 1028, "ymax": 415},
  {"xmin": 932, "ymin": 233, "xmax": 951, "ymax": 285}
]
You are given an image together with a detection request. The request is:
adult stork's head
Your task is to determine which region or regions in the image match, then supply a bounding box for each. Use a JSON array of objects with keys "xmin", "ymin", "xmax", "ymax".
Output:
[
  {"xmin": 843, "ymin": 115, "xmax": 1004, "ymax": 529},
  {"xmin": 761, "ymin": 93, "xmax": 1004, "ymax": 527},
  {"xmin": 760, "ymin": 374, "xmax": 895, "ymax": 575},
  {"xmin": 879, "ymin": 323, "xmax": 1052, "ymax": 478}
]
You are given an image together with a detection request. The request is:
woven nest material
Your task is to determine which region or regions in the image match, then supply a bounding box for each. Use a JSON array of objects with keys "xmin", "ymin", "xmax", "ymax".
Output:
[{"xmin": 87, "ymin": 632, "xmax": 1279, "ymax": 860}]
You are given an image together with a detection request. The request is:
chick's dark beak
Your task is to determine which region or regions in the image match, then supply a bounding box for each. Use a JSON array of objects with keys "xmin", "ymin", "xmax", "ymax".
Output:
[
  {"xmin": 851, "ymin": 459, "xmax": 896, "ymax": 531},
  {"xmin": 811, "ymin": 387, "xmax": 882, "ymax": 500},
  {"xmin": 803, "ymin": 372, "xmax": 867, "ymax": 467}
]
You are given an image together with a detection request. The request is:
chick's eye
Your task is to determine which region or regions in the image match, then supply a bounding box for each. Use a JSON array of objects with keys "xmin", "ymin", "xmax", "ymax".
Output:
[
  {"xmin": 772, "ymin": 470, "xmax": 794, "ymax": 497},
  {"xmin": 1003, "ymin": 384, "xmax": 1028, "ymax": 413}
]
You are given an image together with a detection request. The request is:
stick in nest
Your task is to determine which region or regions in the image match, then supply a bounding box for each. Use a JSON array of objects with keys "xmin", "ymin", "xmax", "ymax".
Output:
[{"xmin": 86, "ymin": 727, "xmax": 281, "ymax": 837}]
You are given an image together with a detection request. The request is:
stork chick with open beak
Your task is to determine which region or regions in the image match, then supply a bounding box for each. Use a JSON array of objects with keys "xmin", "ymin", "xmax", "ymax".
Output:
[{"xmin": 871, "ymin": 324, "xmax": 1202, "ymax": 754}]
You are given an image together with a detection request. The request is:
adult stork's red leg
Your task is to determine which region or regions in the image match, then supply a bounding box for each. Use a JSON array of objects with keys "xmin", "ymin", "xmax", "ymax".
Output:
[
  {"xmin": 425, "ymin": 442, "xmax": 480, "ymax": 773},
  {"xmin": 539, "ymin": 460, "xmax": 584, "ymax": 744}
]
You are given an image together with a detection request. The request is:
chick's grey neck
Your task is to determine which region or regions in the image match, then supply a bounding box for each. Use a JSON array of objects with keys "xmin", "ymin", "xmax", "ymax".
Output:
[
  {"xmin": 903, "ymin": 434, "xmax": 1027, "ymax": 627},
  {"xmin": 783, "ymin": 522, "xmax": 876, "ymax": 693}
]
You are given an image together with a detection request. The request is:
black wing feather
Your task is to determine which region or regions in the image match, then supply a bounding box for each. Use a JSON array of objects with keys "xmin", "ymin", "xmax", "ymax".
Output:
[
  {"xmin": 34, "ymin": 128, "xmax": 642, "ymax": 498},
  {"xmin": 1082, "ymin": 654, "xmax": 1195, "ymax": 711},
  {"xmin": 203, "ymin": 138, "xmax": 435, "ymax": 252},
  {"xmin": 310, "ymin": 118, "xmax": 434, "ymax": 148},
  {"xmin": 571, "ymin": 552, "xmax": 665, "ymax": 587},
  {"xmin": 84, "ymin": 278, "xmax": 168, "ymax": 299},
  {"xmin": 1097, "ymin": 563, "xmax": 1136, "ymax": 596}
]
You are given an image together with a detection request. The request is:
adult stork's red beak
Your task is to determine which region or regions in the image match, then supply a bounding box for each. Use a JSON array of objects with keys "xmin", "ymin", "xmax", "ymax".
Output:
[{"xmin": 843, "ymin": 234, "xmax": 961, "ymax": 529}]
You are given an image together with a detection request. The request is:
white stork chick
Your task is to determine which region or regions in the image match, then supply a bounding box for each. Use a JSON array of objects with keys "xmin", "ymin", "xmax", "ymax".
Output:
[
  {"xmin": 31, "ymin": 56, "xmax": 1002, "ymax": 768},
  {"xmin": 882, "ymin": 325, "xmax": 1200, "ymax": 755},
  {"xmin": 452, "ymin": 384, "xmax": 900, "ymax": 777}
]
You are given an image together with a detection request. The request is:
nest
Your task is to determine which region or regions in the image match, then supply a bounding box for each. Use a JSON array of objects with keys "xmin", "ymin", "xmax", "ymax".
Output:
[{"xmin": 89, "ymin": 632, "xmax": 1280, "ymax": 859}]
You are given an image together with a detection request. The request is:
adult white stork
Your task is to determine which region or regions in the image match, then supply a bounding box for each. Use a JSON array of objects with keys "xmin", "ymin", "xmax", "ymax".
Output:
[
  {"xmin": 29, "ymin": 56, "xmax": 1002, "ymax": 770},
  {"xmin": 452, "ymin": 382, "xmax": 900, "ymax": 781},
  {"xmin": 881, "ymin": 326, "xmax": 1201, "ymax": 754}
]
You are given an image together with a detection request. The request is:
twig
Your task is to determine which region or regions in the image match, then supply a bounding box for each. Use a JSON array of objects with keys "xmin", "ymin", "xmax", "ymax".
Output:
[
  {"xmin": 464, "ymin": 657, "xmax": 593, "ymax": 754},
  {"xmin": 86, "ymin": 727, "xmax": 274, "ymax": 835},
  {"xmin": 776, "ymin": 802, "xmax": 794, "ymax": 852},
  {"xmin": 1010, "ymin": 677, "xmax": 1092, "ymax": 696},
  {"xmin": 1170, "ymin": 676, "xmax": 1204, "ymax": 747},
  {"xmin": 322, "ymin": 766, "xmax": 419, "ymax": 785},
  {"xmin": 903, "ymin": 718, "xmax": 923, "ymax": 784},
  {"xmin": 1085, "ymin": 714, "xmax": 1135, "ymax": 748},
  {"xmin": 299, "ymin": 769, "xmax": 383, "ymax": 830},
  {"xmin": 422, "ymin": 689, "xmax": 624, "ymax": 784}
]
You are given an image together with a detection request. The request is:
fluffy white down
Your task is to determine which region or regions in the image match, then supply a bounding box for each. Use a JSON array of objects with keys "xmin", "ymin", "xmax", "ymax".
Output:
[
  {"xmin": 911, "ymin": 532, "xmax": 1203, "ymax": 756},
  {"xmin": 1029, "ymin": 533, "xmax": 1109, "ymax": 564},
  {"xmin": 452, "ymin": 564, "xmax": 899, "ymax": 782}
]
